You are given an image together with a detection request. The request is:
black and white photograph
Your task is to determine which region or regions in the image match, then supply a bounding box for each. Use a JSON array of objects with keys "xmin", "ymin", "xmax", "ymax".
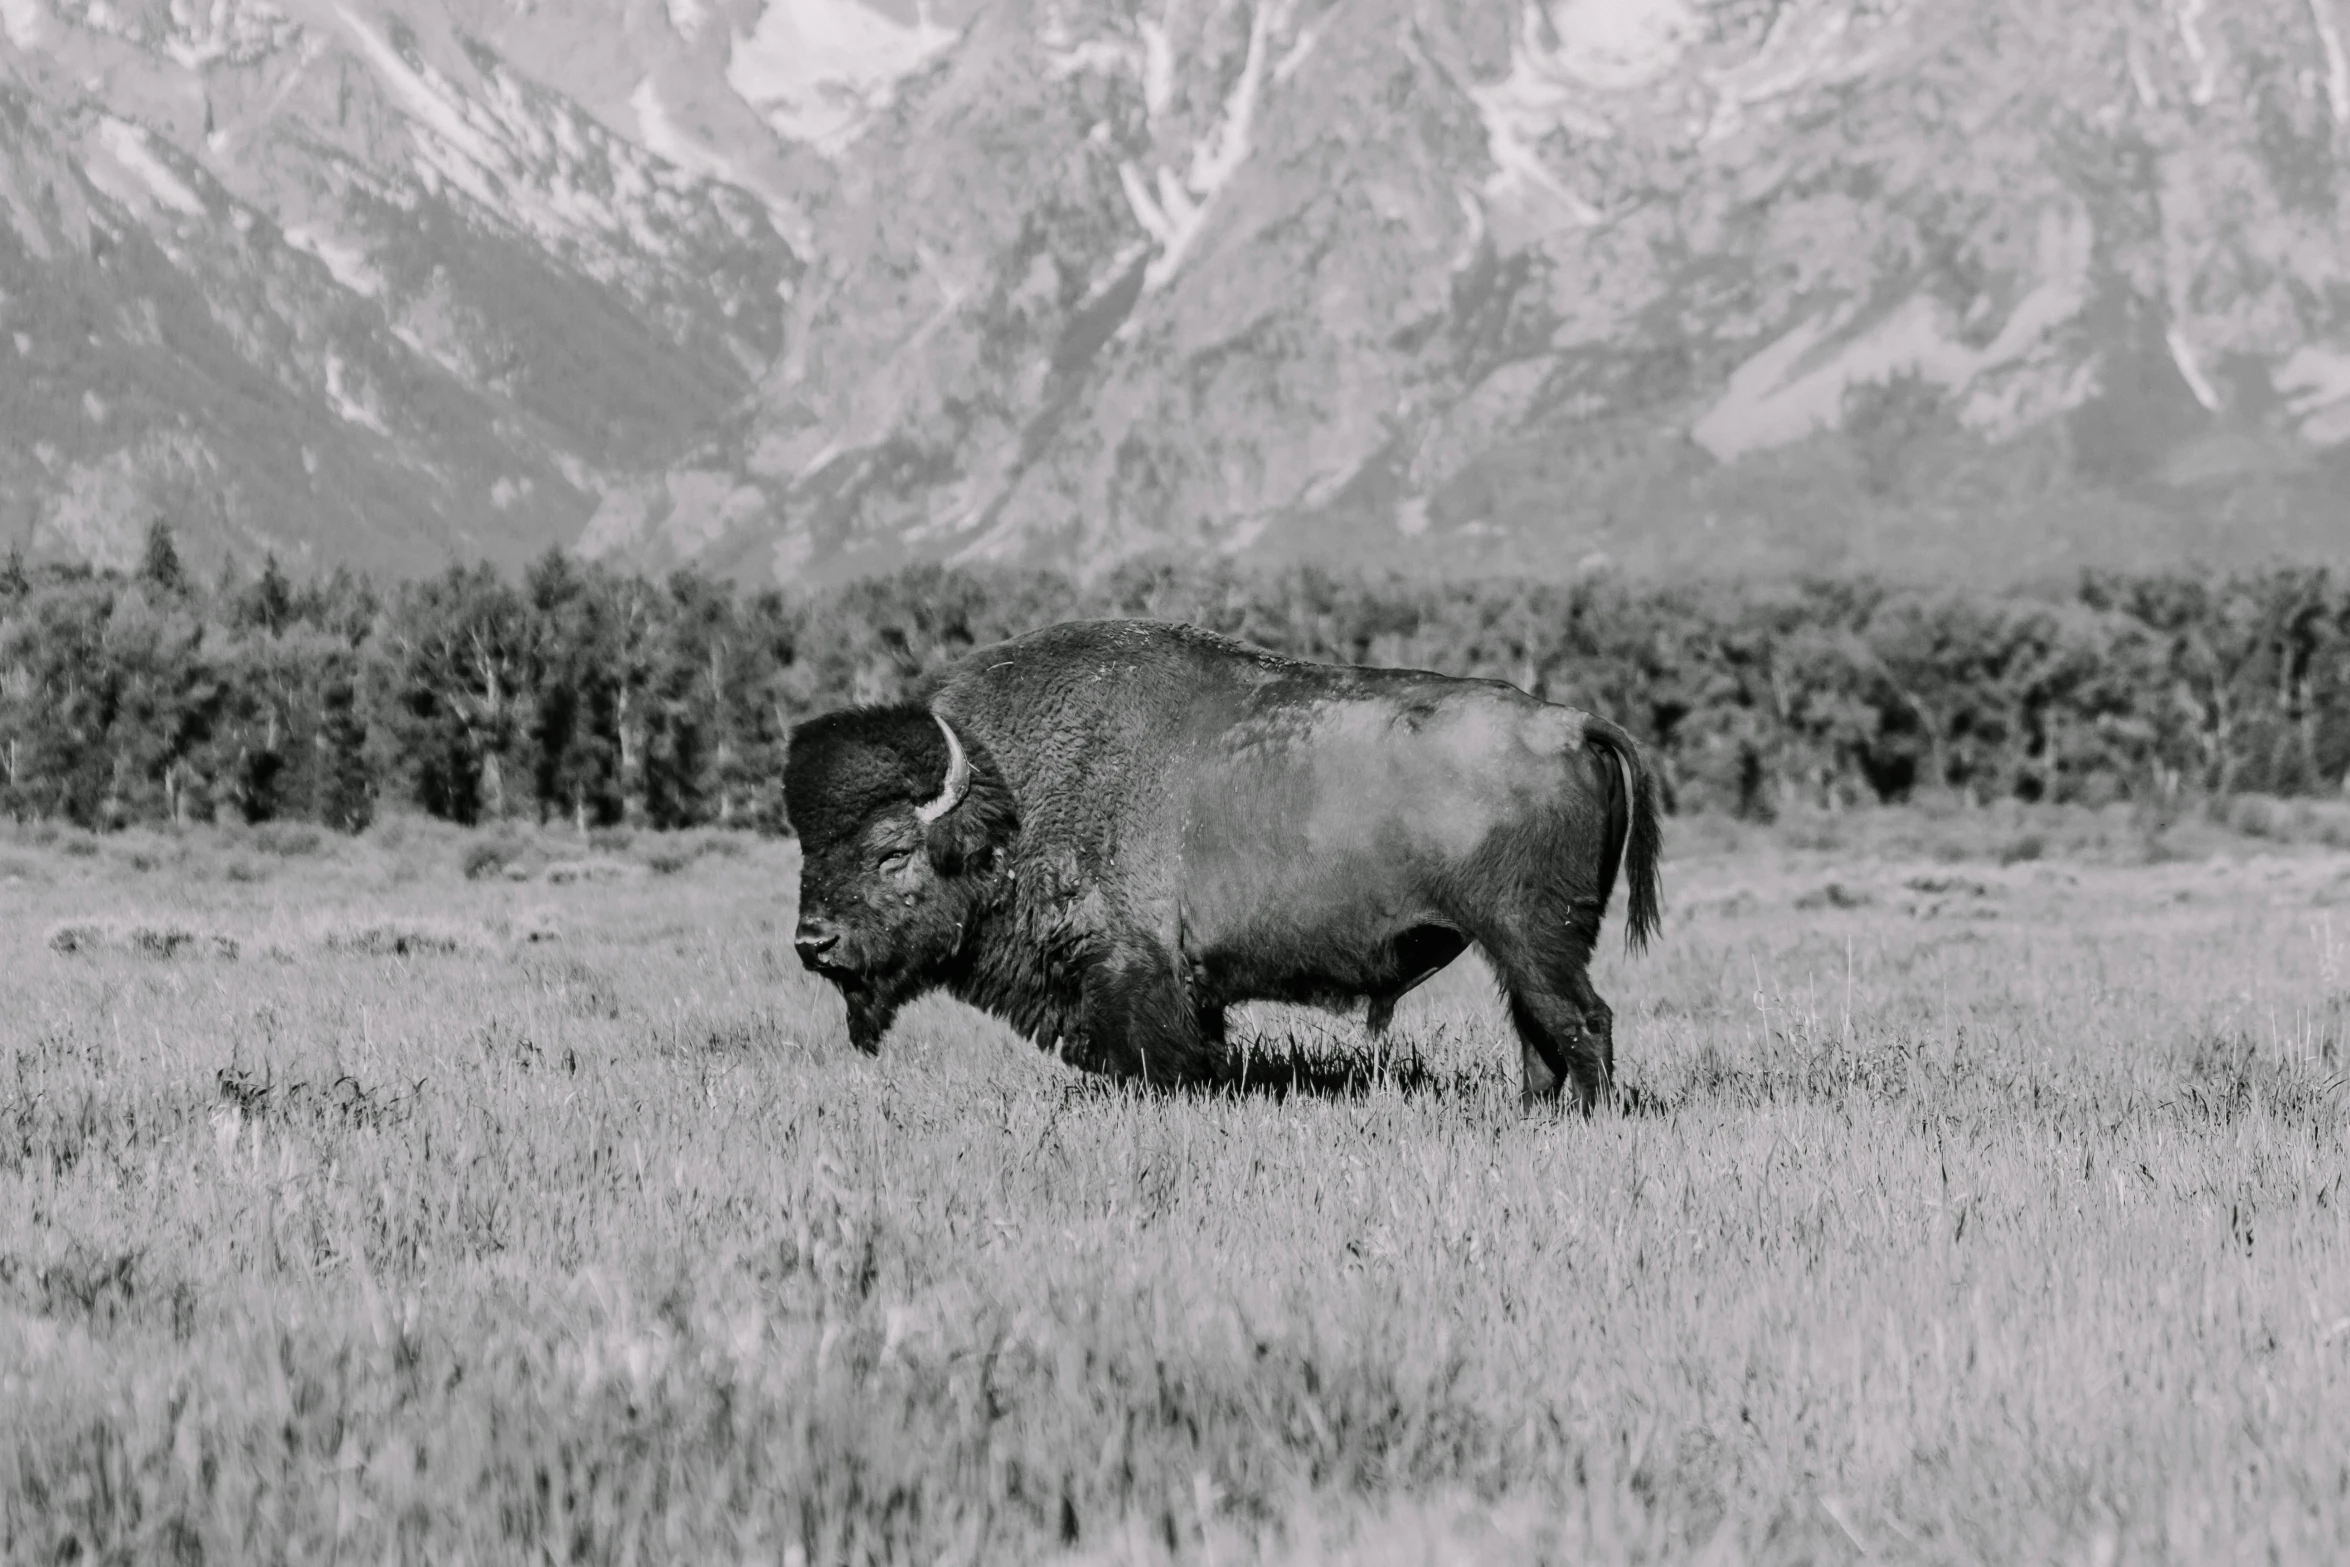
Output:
[{"xmin": 4, "ymin": 0, "xmax": 2348, "ymax": 1560}]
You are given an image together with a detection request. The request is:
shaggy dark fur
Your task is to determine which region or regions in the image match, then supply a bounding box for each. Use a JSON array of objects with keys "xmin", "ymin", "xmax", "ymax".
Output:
[
  {"xmin": 784, "ymin": 619, "xmax": 1664, "ymax": 1111},
  {"xmin": 782, "ymin": 706, "xmax": 964, "ymax": 854}
]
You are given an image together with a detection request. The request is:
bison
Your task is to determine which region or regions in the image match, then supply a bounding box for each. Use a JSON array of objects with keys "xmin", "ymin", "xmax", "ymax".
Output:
[{"xmin": 783, "ymin": 619, "xmax": 1661, "ymax": 1110}]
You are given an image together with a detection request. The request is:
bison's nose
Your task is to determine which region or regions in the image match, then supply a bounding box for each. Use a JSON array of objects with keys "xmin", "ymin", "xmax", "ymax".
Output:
[{"xmin": 793, "ymin": 926, "xmax": 841, "ymax": 969}]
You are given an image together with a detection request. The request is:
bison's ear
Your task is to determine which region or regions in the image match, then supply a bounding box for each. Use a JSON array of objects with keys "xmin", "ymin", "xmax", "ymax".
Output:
[{"xmin": 923, "ymin": 792, "xmax": 1014, "ymax": 874}]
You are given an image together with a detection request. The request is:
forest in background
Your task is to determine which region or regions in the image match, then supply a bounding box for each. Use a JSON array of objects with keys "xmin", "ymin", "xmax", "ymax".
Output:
[{"xmin": 5, "ymin": 522, "xmax": 2349, "ymax": 835}]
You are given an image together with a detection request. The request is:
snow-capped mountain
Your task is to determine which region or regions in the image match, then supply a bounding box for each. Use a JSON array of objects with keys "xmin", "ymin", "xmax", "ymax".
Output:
[{"xmin": 9, "ymin": 0, "xmax": 2350, "ymax": 584}]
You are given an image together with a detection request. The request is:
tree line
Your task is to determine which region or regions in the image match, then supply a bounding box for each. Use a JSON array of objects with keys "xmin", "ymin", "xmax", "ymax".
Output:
[{"xmin": 5, "ymin": 521, "xmax": 2349, "ymax": 833}]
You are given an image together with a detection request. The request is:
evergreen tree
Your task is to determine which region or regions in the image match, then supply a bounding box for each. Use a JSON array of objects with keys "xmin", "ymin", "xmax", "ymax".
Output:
[
  {"xmin": 238, "ymin": 553, "xmax": 294, "ymax": 637},
  {"xmin": 525, "ymin": 548, "xmax": 625, "ymax": 829},
  {"xmin": 382, "ymin": 564, "xmax": 528, "ymax": 824},
  {"xmin": 317, "ymin": 661, "xmax": 375, "ymax": 833},
  {"xmin": 0, "ymin": 540, "xmax": 27, "ymax": 609},
  {"xmin": 138, "ymin": 518, "xmax": 187, "ymax": 595},
  {"xmin": 645, "ymin": 569, "xmax": 741, "ymax": 827}
]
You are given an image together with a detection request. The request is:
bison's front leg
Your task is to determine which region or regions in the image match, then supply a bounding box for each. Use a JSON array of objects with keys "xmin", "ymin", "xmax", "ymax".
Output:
[{"xmin": 1075, "ymin": 947, "xmax": 1225, "ymax": 1086}]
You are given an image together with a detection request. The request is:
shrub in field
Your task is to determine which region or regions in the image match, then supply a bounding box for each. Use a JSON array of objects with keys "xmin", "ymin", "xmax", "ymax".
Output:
[
  {"xmin": 644, "ymin": 844, "xmax": 699, "ymax": 875},
  {"xmin": 47, "ymin": 921, "xmax": 238, "ymax": 959},
  {"xmin": 462, "ymin": 839, "xmax": 521, "ymax": 881},
  {"xmin": 253, "ymin": 823, "xmax": 326, "ymax": 857},
  {"xmin": 44, "ymin": 922, "xmax": 104, "ymax": 954},
  {"xmin": 511, "ymin": 916, "xmax": 562, "ymax": 946},
  {"xmin": 321, "ymin": 920, "xmax": 485, "ymax": 957},
  {"xmin": 638, "ymin": 831, "xmax": 751, "ymax": 874},
  {"xmin": 542, "ymin": 859, "xmax": 632, "ymax": 885},
  {"xmin": 1793, "ymin": 881, "xmax": 1874, "ymax": 909},
  {"xmin": 133, "ymin": 925, "xmax": 238, "ymax": 959}
]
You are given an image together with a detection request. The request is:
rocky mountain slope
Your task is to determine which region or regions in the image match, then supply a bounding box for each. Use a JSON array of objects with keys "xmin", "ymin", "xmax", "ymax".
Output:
[{"xmin": 7, "ymin": 0, "xmax": 2350, "ymax": 585}]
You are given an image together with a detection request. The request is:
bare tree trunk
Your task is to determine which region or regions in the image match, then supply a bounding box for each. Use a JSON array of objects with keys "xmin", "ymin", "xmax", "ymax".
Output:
[
  {"xmin": 2298, "ymin": 674, "xmax": 2317, "ymax": 792},
  {"xmin": 1893, "ymin": 684, "xmax": 1948, "ymax": 797},
  {"xmin": 2212, "ymin": 689, "xmax": 2236, "ymax": 796},
  {"xmin": 710, "ymin": 644, "xmax": 732, "ymax": 824},
  {"xmin": 618, "ymin": 685, "xmax": 644, "ymax": 824}
]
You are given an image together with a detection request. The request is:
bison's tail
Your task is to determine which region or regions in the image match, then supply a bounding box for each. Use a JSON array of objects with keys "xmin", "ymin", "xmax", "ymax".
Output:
[{"xmin": 1584, "ymin": 716, "xmax": 1663, "ymax": 955}]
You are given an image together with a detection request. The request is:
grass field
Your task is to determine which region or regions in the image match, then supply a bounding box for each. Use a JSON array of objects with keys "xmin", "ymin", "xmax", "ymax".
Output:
[{"xmin": 3, "ymin": 803, "xmax": 2347, "ymax": 1565}]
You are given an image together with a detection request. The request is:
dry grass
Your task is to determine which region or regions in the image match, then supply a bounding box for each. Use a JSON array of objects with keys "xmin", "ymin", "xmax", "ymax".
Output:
[{"xmin": 2, "ymin": 809, "xmax": 2346, "ymax": 1564}]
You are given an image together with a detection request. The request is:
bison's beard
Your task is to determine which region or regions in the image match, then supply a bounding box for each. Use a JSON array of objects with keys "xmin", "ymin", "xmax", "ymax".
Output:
[
  {"xmin": 839, "ymin": 987, "xmax": 889, "ymax": 1054},
  {"xmin": 805, "ymin": 890, "xmax": 991, "ymax": 1055},
  {"xmin": 824, "ymin": 937, "xmax": 964, "ymax": 1054}
]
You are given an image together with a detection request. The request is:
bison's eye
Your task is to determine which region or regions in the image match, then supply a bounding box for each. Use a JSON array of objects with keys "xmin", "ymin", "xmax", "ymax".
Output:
[{"xmin": 877, "ymin": 850, "xmax": 914, "ymax": 878}]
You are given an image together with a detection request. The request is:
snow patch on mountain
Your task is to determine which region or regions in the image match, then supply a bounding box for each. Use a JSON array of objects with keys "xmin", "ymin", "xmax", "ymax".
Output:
[
  {"xmin": 1039, "ymin": 5, "xmax": 1136, "ymax": 80},
  {"xmin": 1469, "ymin": 0, "xmax": 1698, "ymax": 230},
  {"xmin": 1699, "ymin": 2, "xmax": 1910, "ymax": 144},
  {"xmin": 2310, "ymin": 0, "xmax": 2349, "ymax": 126},
  {"xmin": 322, "ymin": 352, "xmax": 389, "ymax": 435},
  {"xmin": 1522, "ymin": 0, "xmax": 1693, "ymax": 92},
  {"xmin": 1139, "ymin": 14, "xmax": 1172, "ymax": 117},
  {"xmin": 724, "ymin": 0, "xmax": 956, "ymax": 154},
  {"xmin": 2166, "ymin": 328, "xmax": 2221, "ymax": 413},
  {"xmin": 2175, "ymin": 0, "xmax": 2219, "ymax": 108},
  {"xmin": 314, "ymin": 3, "xmax": 789, "ymax": 301},
  {"xmin": 0, "ymin": 0, "xmax": 52, "ymax": 50},
  {"xmin": 1694, "ymin": 199, "xmax": 2097, "ymax": 459},
  {"xmin": 159, "ymin": 0, "xmax": 300, "ymax": 69},
  {"xmin": 1119, "ymin": 0, "xmax": 1277, "ymax": 290},
  {"xmin": 1270, "ymin": 25, "xmax": 1314, "ymax": 85},
  {"xmin": 283, "ymin": 223, "xmax": 383, "ymax": 297},
  {"xmin": 2276, "ymin": 344, "xmax": 2350, "ymax": 443},
  {"xmin": 630, "ymin": 76, "xmax": 749, "ymax": 201},
  {"xmin": 332, "ymin": 4, "xmax": 505, "ymax": 170},
  {"xmin": 87, "ymin": 117, "xmax": 208, "ymax": 219}
]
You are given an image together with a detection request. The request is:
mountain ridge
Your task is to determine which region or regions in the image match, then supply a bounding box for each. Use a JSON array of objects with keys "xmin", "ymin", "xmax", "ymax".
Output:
[{"xmin": 8, "ymin": 0, "xmax": 2350, "ymax": 586}]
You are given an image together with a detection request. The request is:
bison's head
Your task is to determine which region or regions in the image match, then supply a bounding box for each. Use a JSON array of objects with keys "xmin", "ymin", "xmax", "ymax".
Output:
[{"xmin": 782, "ymin": 705, "xmax": 1017, "ymax": 1051}]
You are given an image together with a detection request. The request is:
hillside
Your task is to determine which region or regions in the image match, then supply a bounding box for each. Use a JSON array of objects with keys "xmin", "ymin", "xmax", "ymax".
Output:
[{"xmin": 8, "ymin": 0, "xmax": 2350, "ymax": 584}]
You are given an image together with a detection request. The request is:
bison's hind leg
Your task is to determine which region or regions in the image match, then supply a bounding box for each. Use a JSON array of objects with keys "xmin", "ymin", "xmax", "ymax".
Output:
[
  {"xmin": 1503, "ymin": 981, "xmax": 1614, "ymax": 1114},
  {"xmin": 1480, "ymin": 930, "xmax": 1615, "ymax": 1115}
]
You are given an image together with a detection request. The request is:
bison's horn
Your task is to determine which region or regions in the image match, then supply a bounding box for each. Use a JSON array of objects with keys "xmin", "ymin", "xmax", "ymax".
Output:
[{"xmin": 914, "ymin": 714, "xmax": 970, "ymax": 824}]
